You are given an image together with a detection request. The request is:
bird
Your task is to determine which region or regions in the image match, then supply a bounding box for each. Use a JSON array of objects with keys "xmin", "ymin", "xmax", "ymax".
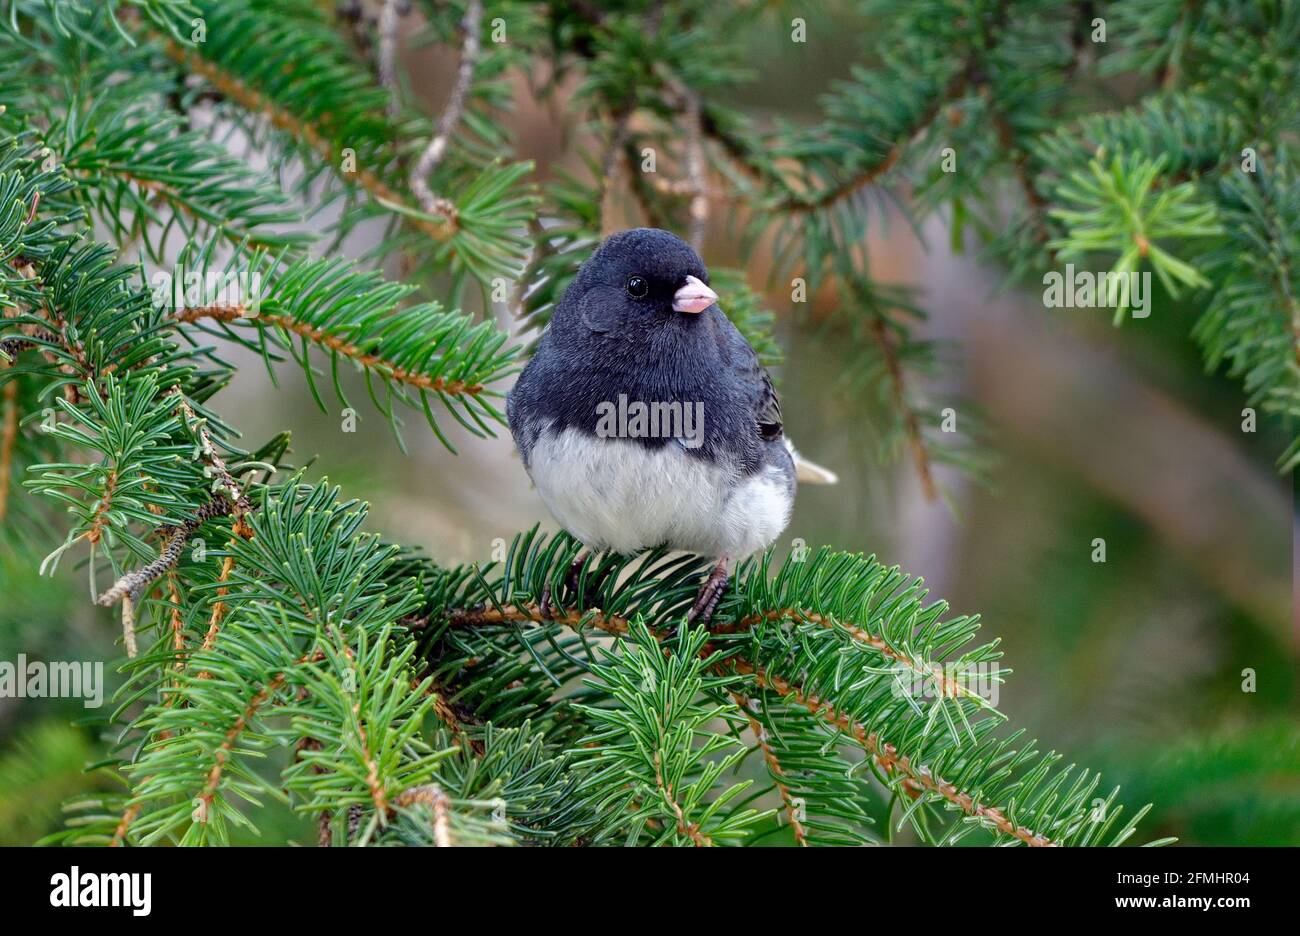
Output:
[{"xmin": 507, "ymin": 228, "xmax": 835, "ymax": 624}]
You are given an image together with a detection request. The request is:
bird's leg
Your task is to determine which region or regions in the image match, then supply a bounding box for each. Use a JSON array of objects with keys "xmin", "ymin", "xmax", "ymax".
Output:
[
  {"xmin": 686, "ymin": 556, "xmax": 730, "ymax": 627},
  {"xmin": 538, "ymin": 578, "xmax": 554, "ymax": 619},
  {"xmin": 564, "ymin": 550, "xmax": 590, "ymax": 597},
  {"xmin": 540, "ymin": 550, "xmax": 598, "ymax": 619},
  {"xmin": 566, "ymin": 549, "xmax": 612, "ymax": 609}
]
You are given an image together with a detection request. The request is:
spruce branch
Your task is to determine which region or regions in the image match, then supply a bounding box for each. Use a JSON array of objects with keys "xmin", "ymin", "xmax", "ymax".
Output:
[
  {"xmin": 428, "ymin": 530, "xmax": 1151, "ymax": 847},
  {"xmin": 156, "ymin": 36, "xmax": 456, "ymax": 241},
  {"xmin": 731, "ymin": 659, "xmax": 1054, "ymax": 846},
  {"xmin": 1049, "ymin": 153, "xmax": 1223, "ymax": 322},
  {"xmin": 9, "ymin": 0, "xmax": 1275, "ymax": 850},
  {"xmin": 94, "ymin": 496, "xmax": 237, "ymax": 608},
  {"xmin": 176, "ymin": 305, "xmax": 492, "ymax": 398},
  {"xmin": 40, "ymin": 87, "xmax": 307, "ymax": 258},
  {"xmin": 390, "ymin": 783, "xmax": 454, "ymax": 847},
  {"xmin": 728, "ymin": 688, "xmax": 808, "ymax": 846},
  {"xmin": 169, "ymin": 251, "xmax": 519, "ymax": 449},
  {"xmin": 768, "ymin": 66, "xmax": 970, "ymax": 217}
]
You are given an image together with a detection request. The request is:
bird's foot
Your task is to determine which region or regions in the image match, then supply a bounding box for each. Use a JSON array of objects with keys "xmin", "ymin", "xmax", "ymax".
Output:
[
  {"xmin": 538, "ymin": 578, "xmax": 554, "ymax": 620},
  {"xmin": 539, "ymin": 550, "xmax": 603, "ymax": 619},
  {"xmin": 566, "ymin": 550, "xmax": 614, "ymax": 609},
  {"xmin": 686, "ymin": 556, "xmax": 730, "ymax": 627}
]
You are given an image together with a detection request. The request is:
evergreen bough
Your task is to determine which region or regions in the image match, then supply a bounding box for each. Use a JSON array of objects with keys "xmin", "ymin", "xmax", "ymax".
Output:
[{"xmin": 2, "ymin": 0, "xmax": 1290, "ymax": 846}]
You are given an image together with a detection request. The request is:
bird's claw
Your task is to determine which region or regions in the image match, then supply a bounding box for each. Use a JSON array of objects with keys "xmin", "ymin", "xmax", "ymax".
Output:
[
  {"xmin": 686, "ymin": 557, "xmax": 730, "ymax": 628},
  {"xmin": 539, "ymin": 551, "xmax": 602, "ymax": 620},
  {"xmin": 538, "ymin": 579, "xmax": 554, "ymax": 619}
]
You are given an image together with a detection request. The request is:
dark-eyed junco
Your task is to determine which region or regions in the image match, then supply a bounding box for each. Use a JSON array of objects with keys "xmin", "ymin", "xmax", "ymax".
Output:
[{"xmin": 508, "ymin": 228, "xmax": 834, "ymax": 623}]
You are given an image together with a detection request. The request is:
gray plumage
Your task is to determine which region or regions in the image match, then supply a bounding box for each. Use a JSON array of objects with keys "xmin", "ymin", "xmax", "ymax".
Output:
[{"xmin": 508, "ymin": 228, "xmax": 796, "ymax": 562}]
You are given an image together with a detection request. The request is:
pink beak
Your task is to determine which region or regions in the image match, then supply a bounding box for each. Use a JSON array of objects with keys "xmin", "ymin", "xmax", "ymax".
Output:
[{"xmin": 672, "ymin": 275, "xmax": 718, "ymax": 314}]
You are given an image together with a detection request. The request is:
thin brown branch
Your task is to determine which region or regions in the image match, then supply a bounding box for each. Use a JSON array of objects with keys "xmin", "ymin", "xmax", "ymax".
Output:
[
  {"xmin": 168, "ymin": 388, "xmax": 248, "ymax": 510},
  {"xmin": 175, "ymin": 304, "xmax": 485, "ymax": 396},
  {"xmin": 775, "ymin": 70, "xmax": 971, "ymax": 214},
  {"xmin": 6, "ymin": 254, "xmax": 96, "ymax": 404},
  {"xmin": 110, "ymin": 803, "xmax": 140, "ymax": 847},
  {"xmin": 733, "ymin": 660, "xmax": 1055, "ymax": 846},
  {"xmin": 80, "ymin": 168, "xmax": 288, "ymax": 253},
  {"xmin": 729, "ymin": 689, "xmax": 807, "ymax": 846},
  {"xmin": 0, "ymin": 374, "xmax": 18, "ymax": 522},
  {"xmin": 197, "ymin": 516, "xmax": 255, "ymax": 662},
  {"xmin": 409, "ymin": 0, "xmax": 481, "ymax": 217},
  {"xmin": 391, "ymin": 783, "xmax": 454, "ymax": 846},
  {"xmin": 721, "ymin": 607, "xmax": 981, "ymax": 703},
  {"xmin": 867, "ymin": 315, "xmax": 938, "ymax": 501},
  {"xmin": 598, "ymin": 101, "xmax": 635, "ymax": 232},
  {"xmin": 190, "ymin": 649, "xmax": 324, "ymax": 825},
  {"xmin": 356, "ymin": 720, "xmax": 388, "ymax": 817},
  {"xmin": 653, "ymin": 749, "xmax": 713, "ymax": 846},
  {"xmin": 194, "ymin": 673, "xmax": 286, "ymax": 822},
  {"xmin": 980, "ymin": 87, "xmax": 1057, "ymax": 260},
  {"xmin": 167, "ymin": 572, "xmax": 185, "ymax": 662},
  {"xmin": 412, "ymin": 674, "xmax": 485, "ymax": 755},
  {"xmin": 96, "ymin": 498, "xmax": 236, "ymax": 609},
  {"xmin": 683, "ymin": 90, "xmax": 708, "ymax": 250},
  {"xmin": 78, "ymin": 473, "xmax": 118, "ymax": 551},
  {"xmin": 508, "ymin": 218, "xmax": 552, "ymax": 320},
  {"xmin": 158, "ymin": 38, "xmax": 455, "ymax": 241},
  {"xmin": 377, "ymin": 0, "xmax": 407, "ymax": 119},
  {"xmin": 121, "ymin": 594, "xmax": 139, "ymax": 658},
  {"xmin": 446, "ymin": 601, "xmax": 630, "ymax": 635},
  {"xmin": 625, "ymin": 142, "xmax": 670, "ymax": 229},
  {"xmin": 448, "ymin": 597, "xmax": 1047, "ymax": 844}
]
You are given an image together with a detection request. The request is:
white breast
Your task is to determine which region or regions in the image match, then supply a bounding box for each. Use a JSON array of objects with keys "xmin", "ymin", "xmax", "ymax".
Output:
[{"xmin": 526, "ymin": 426, "xmax": 792, "ymax": 558}]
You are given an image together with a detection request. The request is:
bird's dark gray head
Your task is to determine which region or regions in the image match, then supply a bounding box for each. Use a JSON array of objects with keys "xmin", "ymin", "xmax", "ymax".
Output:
[
  {"xmin": 509, "ymin": 226, "xmax": 782, "ymax": 475},
  {"xmin": 560, "ymin": 228, "xmax": 719, "ymax": 333}
]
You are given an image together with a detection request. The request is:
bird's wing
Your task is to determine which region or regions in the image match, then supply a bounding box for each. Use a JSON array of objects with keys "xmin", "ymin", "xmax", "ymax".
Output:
[
  {"xmin": 716, "ymin": 313, "xmax": 782, "ymax": 441},
  {"xmin": 715, "ymin": 311, "xmax": 837, "ymax": 484}
]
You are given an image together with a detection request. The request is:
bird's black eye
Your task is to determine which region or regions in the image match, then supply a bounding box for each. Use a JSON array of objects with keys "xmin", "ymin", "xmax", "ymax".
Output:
[{"xmin": 626, "ymin": 275, "xmax": 648, "ymax": 298}]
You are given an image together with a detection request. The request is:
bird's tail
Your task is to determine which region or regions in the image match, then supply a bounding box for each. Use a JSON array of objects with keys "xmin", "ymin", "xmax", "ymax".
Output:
[{"xmin": 786, "ymin": 440, "xmax": 838, "ymax": 485}]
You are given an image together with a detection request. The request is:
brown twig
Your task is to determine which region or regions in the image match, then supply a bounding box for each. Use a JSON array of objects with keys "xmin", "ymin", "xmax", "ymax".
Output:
[
  {"xmin": 733, "ymin": 661, "xmax": 1055, "ymax": 846},
  {"xmin": 598, "ymin": 105, "xmax": 635, "ymax": 232},
  {"xmin": 729, "ymin": 689, "xmax": 807, "ymax": 846},
  {"xmin": 63, "ymin": 480, "xmax": 121, "ymax": 565},
  {"xmin": 447, "ymin": 601, "xmax": 630, "ymax": 635},
  {"xmin": 391, "ymin": 783, "xmax": 454, "ymax": 846},
  {"xmin": 653, "ymin": 749, "xmax": 713, "ymax": 846},
  {"xmin": 867, "ymin": 314, "xmax": 938, "ymax": 501},
  {"xmin": 683, "ymin": 89, "xmax": 708, "ymax": 250},
  {"xmin": 0, "ymin": 374, "xmax": 18, "ymax": 522},
  {"xmin": 158, "ymin": 38, "xmax": 455, "ymax": 240},
  {"xmin": 356, "ymin": 719, "xmax": 388, "ymax": 817},
  {"xmin": 193, "ymin": 674, "xmax": 286, "ymax": 822},
  {"xmin": 168, "ymin": 388, "xmax": 248, "ymax": 509},
  {"xmin": 197, "ymin": 516, "xmax": 255, "ymax": 661},
  {"xmin": 449, "ymin": 598, "xmax": 1049, "ymax": 844},
  {"xmin": 377, "ymin": 0, "xmax": 407, "ymax": 119},
  {"xmin": 718, "ymin": 607, "xmax": 984, "ymax": 703},
  {"xmin": 980, "ymin": 86, "xmax": 1057, "ymax": 259},
  {"xmin": 110, "ymin": 804, "xmax": 141, "ymax": 847},
  {"xmin": 408, "ymin": 0, "xmax": 481, "ymax": 218},
  {"xmin": 167, "ymin": 572, "xmax": 186, "ymax": 663},
  {"xmin": 774, "ymin": 70, "xmax": 971, "ymax": 214},
  {"xmin": 95, "ymin": 497, "xmax": 235, "ymax": 611},
  {"xmin": 83, "ymin": 168, "xmax": 288, "ymax": 253}
]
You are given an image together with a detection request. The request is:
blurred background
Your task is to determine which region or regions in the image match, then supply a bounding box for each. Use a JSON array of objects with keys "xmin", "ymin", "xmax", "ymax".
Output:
[{"xmin": 0, "ymin": 3, "xmax": 1295, "ymax": 846}]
